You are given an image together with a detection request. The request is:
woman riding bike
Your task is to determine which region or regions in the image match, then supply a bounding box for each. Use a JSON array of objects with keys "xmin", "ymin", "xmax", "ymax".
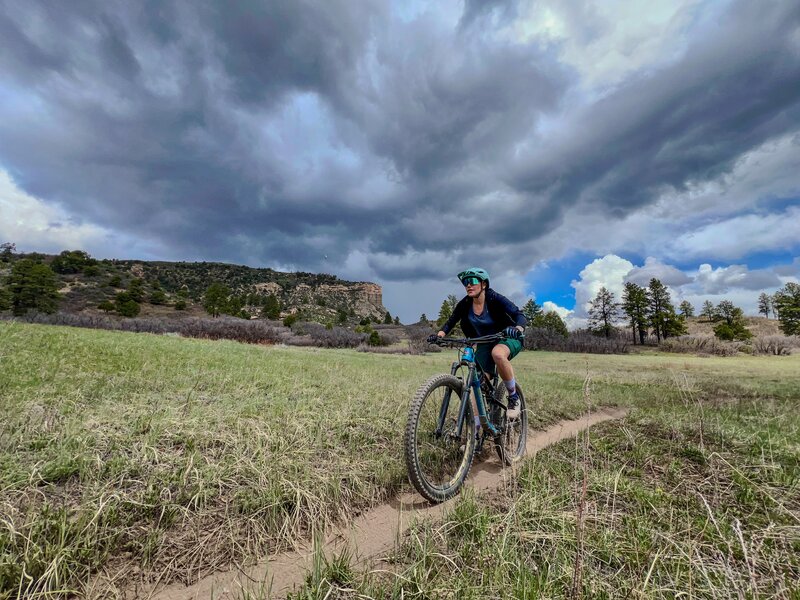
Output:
[{"xmin": 429, "ymin": 267, "xmax": 527, "ymax": 418}]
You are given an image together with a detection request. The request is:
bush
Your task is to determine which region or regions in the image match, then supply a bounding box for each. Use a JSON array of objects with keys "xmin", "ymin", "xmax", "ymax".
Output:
[
  {"xmin": 98, "ymin": 300, "xmax": 115, "ymax": 313},
  {"xmin": 174, "ymin": 300, "xmax": 187, "ymax": 311},
  {"xmin": 116, "ymin": 300, "xmax": 141, "ymax": 317},
  {"xmin": 290, "ymin": 322, "xmax": 365, "ymax": 348},
  {"xmin": 406, "ymin": 323, "xmax": 440, "ymax": 354},
  {"xmin": 50, "ymin": 250, "xmax": 96, "ymax": 274},
  {"xmin": 378, "ymin": 330, "xmax": 399, "ymax": 345},
  {"xmin": 524, "ymin": 328, "xmax": 629, "ymax": 354},
  {"xmin": 357, "ymin": 343, "xmax": 419, "ymax": 354},
  {"xmin": 713, "ymin": 321, "xmax": 752, "ymax": 341},
  {"xmin": 283, "ymin": 314, "xmax": 298, "ymax": 327},
  {"xmin": 660, "ymin": 335, "xmax": 739, "ymax": 357},
  {"xmin": 7, "ymin": 313, "xmax": 285, "ymax": 345},
  {"xmin": 7, "ymin": 258, "xmax": 60, "ymax": 315},
  {"xmin": 0, "ymin": 287, "xmax": 10, "ymax": 312},
  {"xmin": 751, "ymin": 335, "xmax": 800, "ymax": 356}
]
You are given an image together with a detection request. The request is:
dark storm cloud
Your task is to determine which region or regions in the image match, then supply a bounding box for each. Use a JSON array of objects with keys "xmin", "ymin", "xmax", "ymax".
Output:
[
  {"xmin": 208, "ymin": 1, "xmax": 380, "ymax": 105},
  {"xmin": 511, "ymin": 2, "xmax": 800, "ymax": 217},
  {"xmin": 1, "ymin": 0, "xmax": 799, "ymax": 286},
  {"xmin": 459, "ymin": 0, "xmax": 518, "ymax": 30}
]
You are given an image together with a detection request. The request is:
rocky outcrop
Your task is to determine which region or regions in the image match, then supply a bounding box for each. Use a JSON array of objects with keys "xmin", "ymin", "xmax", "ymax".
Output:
[
  {"xmin": 41, "ymin": 255, "xmax": 390, "ymax": 323},
  {"xmin": 316, "ymin": 282, "xmax": 384, "ymax": 320}
]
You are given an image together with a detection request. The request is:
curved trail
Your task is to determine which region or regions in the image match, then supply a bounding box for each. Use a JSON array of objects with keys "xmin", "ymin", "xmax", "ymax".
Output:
[{"xmin": 145, "ymin": 407, "xmax": 627, "ymax": 600}]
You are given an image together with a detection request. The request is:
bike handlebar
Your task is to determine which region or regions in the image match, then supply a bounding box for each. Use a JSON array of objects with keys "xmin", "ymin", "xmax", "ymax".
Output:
[{"xmin": 430, "ymin": 333, "xmax": 506, "ymax": 347}]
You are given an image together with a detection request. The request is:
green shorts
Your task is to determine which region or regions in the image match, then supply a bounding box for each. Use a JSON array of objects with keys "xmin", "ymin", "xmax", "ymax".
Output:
[{"xmin": 475, "ymin": 339, "xmax": 523, "ymax": 376}]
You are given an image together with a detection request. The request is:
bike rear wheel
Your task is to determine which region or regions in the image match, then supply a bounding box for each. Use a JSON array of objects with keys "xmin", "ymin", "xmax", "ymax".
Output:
[
  {"xmin": 493, "ymin": 385, "xmax": 528, "ymax": 465},
  {"xmin": 404, "ymin": 374, "xmax": 475, "ymax": 503}
]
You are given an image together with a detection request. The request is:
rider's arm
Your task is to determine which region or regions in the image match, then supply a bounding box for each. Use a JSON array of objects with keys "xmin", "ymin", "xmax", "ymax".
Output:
[
  {"xmin": 441, "ymin": 298, "xmax": 467, "ymax": 335},
  {"xmin": 490, "ymin": 291, "xmax": 528, "ymax": 329}
]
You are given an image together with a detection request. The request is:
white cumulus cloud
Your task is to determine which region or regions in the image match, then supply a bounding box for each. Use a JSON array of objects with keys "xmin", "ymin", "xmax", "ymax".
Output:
[{"xmin": 570, "ymin": 254, "xmax": 634, "ymax": 316}]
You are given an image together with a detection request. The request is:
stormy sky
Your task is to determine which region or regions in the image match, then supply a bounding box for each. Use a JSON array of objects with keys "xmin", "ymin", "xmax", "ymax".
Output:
[{"xmin": 1, "ymin": 0, "xmax": 799, "ymax": 323}]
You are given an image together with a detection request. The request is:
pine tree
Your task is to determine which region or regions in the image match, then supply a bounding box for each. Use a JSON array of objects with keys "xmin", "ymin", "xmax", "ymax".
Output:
[
  {"xmin": 712, "ymin": 300, "xmax": 751, "ymax": 340},
  {"xmin": 679, "ymin": 300, "xmax": 694, "ymax": 318},
  {"xmin": 127, "ymin": 278, "xmax": 145, "ymax": 303},
  {"xmin": 383, "ymin": 311, "xmax": 393, "ymax": 324},
  {"xmin": 420, "ymin": 313, "xmax": 428, "ymax": 324},
  {"xmin": 521, "ymin": 298, "xmax": 543, "ymax": 322},
  {"xmin": 773, "ymin": 282, "xmax": 800, "ymax": 335},
  {"xmin": 648, "ymin": 278, "xmax": 674, "ymax": 342},
  {"xmin": 50, "ymin": 250, "xmax": 96, "ymax": 274},
  {"xmin": 533, "ymin": 311, "xmax": 568, "ymax": 337},
  {"xmin": 0, "ymin": 285, "xmax": 12, "ymax": 311},
  {"xmin": 621, "ymin": 282, "xmax": 649, "ymax": 344},
  {"xmin": 700, "ymin": 300, "xmax": 717, "ymax": 322},
  {"xmin": 716, "ymin": 301, "xmax": 735, "ymax": 324},
  {"xmin": 757, "ymin": 292, "xmax": 772, "ymax": 318},
  {"xmin": 263, "ymin": 293, "xmax": 281, "ymax": 319},
  {"xmin": 7, "ymin": 258, "xmax": 60, "ymax": 315},
  {"xmin": 436, "ymin": 298, "xmax": 453, "ymax": 327},
  {"xmin": 0, "ymin": 242, "xmax": 15, "ymax": 262},
  {"xmin": 588, "ymin": 286, "xmax": 619, "ymax": 338},
  {"xmin": 204, "ymin": 282, "xmax": 230, "ymax": 317}
]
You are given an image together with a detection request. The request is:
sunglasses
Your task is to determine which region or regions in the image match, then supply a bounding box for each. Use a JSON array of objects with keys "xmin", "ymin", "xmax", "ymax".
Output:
[{"xmin": 462, "ymin": 277, "xmax": 481, "ymax": 287}]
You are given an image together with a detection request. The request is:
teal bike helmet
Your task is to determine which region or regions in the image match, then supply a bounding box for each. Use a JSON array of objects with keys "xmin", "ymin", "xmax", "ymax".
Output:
[{"xmin": 457, "ymin": 267, "xmax": 490, "ymax": 288}]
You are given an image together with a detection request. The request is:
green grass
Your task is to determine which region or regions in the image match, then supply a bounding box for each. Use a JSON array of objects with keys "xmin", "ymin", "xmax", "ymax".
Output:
[
  {"xmin": 1, "ymin": 321, "xmax": 799, "ymax": 598},
  {"xmin": 291, "ymin": 357, "xmax": 800, "ymax": 599},
  {"xmin": 354, "ymin": 404, "xmax": 798, "ymax": 598}
]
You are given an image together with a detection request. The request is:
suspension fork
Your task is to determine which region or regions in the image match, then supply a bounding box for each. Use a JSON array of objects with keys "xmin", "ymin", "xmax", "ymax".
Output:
[
  {"xmin": 434, "ymin": 361, "xmax": 462, "ymax": 437},
  {"xmin": 456, "ymin": 364, "xmax": 500, "ymax": 438}
]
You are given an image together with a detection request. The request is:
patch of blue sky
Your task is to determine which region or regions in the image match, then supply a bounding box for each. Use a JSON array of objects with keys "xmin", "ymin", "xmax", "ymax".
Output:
[
  {"xmin": 718, "ymin": 249, "xmax": 799, "ymax": 272},
  {"xmin": 759, "ymin": 195, "xmax": 800, "ymax": 213},
  {"xmin": 524, "ymin": 250, "xmax": 606, "ymax": 310}
]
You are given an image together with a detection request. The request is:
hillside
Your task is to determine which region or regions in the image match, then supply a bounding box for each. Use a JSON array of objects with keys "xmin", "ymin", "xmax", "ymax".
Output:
[
  {"xmin": 0, "ymin": 250, "xmax": 389, "ymax": 323},
  {"xmin": 684, "ymin": 314, "xmax": 782, "ymax": 337}
]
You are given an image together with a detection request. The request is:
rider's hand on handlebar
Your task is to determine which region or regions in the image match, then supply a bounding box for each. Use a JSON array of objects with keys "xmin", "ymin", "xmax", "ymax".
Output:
[
  {"xmin": 504, "ymin": 326, "xmax": 524, "ymax": 340},
  {"xmin": 426, "ymin": 331, "xmax": 447, "ymax": 344}
]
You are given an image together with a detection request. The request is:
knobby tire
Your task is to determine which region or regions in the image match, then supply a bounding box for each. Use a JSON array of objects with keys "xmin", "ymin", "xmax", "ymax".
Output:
[
  {"xmin": 404, "ymin": 374, "xmax": 475, "ymax": 503},
  {"xmin": 493, "ymin": 384, "xmax": 528, "ymax": 465}
]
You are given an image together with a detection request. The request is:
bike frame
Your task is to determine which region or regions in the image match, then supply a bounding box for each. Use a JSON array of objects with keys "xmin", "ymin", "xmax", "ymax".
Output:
[{"xmin": 434, "ymin": 334, "xmax": 507, "ymax": 441}]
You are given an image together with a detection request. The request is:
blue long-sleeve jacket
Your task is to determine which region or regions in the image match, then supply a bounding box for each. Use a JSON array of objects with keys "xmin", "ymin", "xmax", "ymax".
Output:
[{"xmin": 441, "ymin": 288, "xmax": 527, "ymax": 338}]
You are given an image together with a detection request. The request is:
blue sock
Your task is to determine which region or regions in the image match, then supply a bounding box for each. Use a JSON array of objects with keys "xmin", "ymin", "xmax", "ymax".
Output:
[{"xmin": 505, "ymin": 378, "xmax": 517, "ymax": 395}]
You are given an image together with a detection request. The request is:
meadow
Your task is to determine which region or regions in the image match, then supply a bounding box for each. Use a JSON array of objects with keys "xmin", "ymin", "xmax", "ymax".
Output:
[{"xmin": 0, "ymin": 321, "xmax": 798, "ymax": 598}]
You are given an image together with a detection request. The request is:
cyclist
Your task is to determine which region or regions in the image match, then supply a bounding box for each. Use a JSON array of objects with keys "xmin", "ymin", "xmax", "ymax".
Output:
[{"xmin": 428, "ymin": 267, "xmax": 526, "ymax": 418}]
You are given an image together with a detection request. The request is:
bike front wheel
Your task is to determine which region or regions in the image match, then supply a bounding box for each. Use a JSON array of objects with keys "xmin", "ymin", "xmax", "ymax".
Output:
[
  {"xmin": 493, "ymin": 385, "xmax": 528, "ymax": 465},
  {"xmin": 404, "ymin": 374, "xmax": 475, "ymax": 503}
]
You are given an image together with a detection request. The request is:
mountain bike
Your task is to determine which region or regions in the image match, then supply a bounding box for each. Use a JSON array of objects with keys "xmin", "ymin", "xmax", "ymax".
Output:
[{"xmin": 404, "ymin": 333, "xmax": 528, "ymax": 503}]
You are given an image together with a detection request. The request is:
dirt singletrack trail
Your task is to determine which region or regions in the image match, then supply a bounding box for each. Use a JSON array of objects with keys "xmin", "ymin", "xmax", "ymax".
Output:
[{"xmin": 143, "ymin": 407, "xmax": 627, "ymax": 600}]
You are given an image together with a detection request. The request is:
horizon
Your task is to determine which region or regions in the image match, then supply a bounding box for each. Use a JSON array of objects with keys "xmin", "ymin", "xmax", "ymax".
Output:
[{"xmin": 1, "ymin": 0, "xmax": 798, "ymax": 324}]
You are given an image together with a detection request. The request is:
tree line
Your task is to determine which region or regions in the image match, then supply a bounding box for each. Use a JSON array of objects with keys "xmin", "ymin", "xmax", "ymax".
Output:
[{"xmin": 587, "ymin": 278, "xmax": 800, "ymax": 341}]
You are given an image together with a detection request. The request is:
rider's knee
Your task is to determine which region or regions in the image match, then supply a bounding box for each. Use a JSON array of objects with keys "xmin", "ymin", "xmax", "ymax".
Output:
[{"xmin": 491, "ymin": 346, "xmax": 509, "ymax": 362}]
